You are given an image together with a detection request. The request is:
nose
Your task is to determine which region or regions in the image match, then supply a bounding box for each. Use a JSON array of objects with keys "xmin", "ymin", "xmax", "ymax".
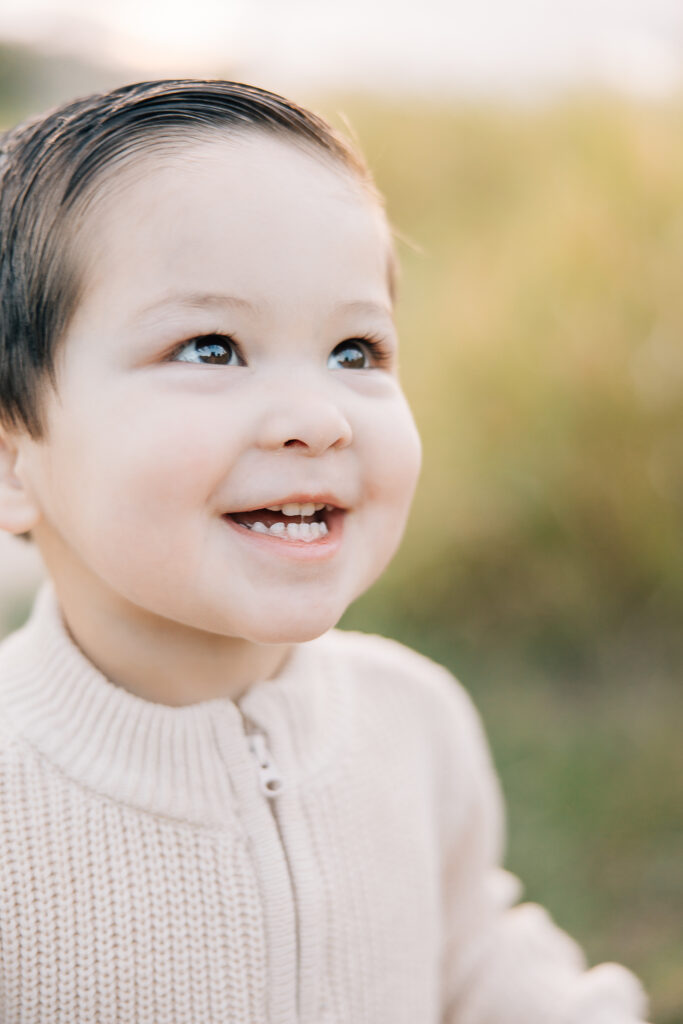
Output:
[{"xmin": 256, "ymin": 380, "xmax": 353, "ymax": 456}]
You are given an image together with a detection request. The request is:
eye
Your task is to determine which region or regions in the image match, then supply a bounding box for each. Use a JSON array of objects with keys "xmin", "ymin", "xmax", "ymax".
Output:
[
  {"xmin": 170, "ymin": 333, "xmax": 242, "ymax": 366},
  {"xmin": 327, "ymin": 337, "xmax": 390, "ymax": 370}
]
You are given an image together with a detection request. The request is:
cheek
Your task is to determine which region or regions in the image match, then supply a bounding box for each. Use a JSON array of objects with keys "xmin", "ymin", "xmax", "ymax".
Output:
[
  {"xmin": 363, "ymin": 397, "xmax": 422, "ymax": 510},
  {"xmin": 346, "ymin": 400, "xmax": 421, "ymax": 599},
  {"xmin": 44, "ymin": 403, "xmax": 231, "ymax": 544}
]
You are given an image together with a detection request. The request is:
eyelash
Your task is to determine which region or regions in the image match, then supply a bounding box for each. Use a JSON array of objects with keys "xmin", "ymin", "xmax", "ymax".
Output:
[
  {"xmin": 165, "ymin": 331, "xmax": 244, "ymax": 365},
  {"xmin": 166, "ymin": 331, "xmax": 393, "ymax": 368},
  {"xmin": 334, "ymin": 334, "xmax": 393, "ymax": 368}
]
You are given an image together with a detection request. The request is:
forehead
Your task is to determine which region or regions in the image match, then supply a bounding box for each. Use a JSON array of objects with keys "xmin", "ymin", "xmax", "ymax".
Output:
[{"xmin": 71, "ymin": 133, "xmax": 393, "ymax": 320}]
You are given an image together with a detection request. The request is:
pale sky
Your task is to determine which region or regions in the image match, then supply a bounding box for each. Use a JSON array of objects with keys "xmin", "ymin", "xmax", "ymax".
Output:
[{"xmin": 0, "ymin": 0, "xmax": 682, "ymax": 99}]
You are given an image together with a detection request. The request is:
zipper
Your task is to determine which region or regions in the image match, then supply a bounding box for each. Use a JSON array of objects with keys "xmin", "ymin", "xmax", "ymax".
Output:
[
  {"xmin": 243, "ymin": 722, "xmax": 300, "ymax": 1020},
  {"xmin": 247, "ymin": 731, "xmax": 285, "ymax": 799}
]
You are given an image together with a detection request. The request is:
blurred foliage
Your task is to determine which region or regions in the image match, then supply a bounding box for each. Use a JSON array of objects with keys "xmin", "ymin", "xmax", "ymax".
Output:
[
  {"xmin": 0, "ymin": 40, "xmax": 139, "ymax": 126},
  {"xmin": 0, "ymin": 53, "xmax": 681, "ymax": 1020},
  {"xmin": 328, "ymin": 95, "xmax": 683, "ymax": 670},
  {"xmin": 324, "ymin": 94, "xmax": 683, "ymax": 1022}
]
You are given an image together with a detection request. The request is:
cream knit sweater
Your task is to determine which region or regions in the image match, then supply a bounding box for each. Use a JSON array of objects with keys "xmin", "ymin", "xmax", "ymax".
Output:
[{"xmin": 0, "ymin": 582, "xmax": 649, "ymax": 1023}]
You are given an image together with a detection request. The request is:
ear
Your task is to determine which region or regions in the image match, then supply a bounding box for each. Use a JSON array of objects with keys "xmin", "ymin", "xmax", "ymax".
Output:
[{"xmin": 0, "ymin": 426, "xmax": 41, "ymax": 535}]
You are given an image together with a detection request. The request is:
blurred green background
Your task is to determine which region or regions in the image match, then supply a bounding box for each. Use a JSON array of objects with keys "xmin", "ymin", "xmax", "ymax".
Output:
[
  {"xmin": 1, "ymin": 46, "xmax": 682, "ymax": 1022},
  {"xmin": 336, "ymin": 95, "xmax": 683, "ymax": 1022}
]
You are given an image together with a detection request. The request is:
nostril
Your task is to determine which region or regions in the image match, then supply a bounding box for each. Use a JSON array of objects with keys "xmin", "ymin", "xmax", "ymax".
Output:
[{"xmin": 284, "ymin": 439, "xmax": 304, "ymax": 447}]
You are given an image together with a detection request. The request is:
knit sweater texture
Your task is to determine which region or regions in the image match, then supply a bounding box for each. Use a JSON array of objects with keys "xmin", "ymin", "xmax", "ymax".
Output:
[{"xmin": 0, "ymin": 582, "xmax": 649, "ymax": 1023}]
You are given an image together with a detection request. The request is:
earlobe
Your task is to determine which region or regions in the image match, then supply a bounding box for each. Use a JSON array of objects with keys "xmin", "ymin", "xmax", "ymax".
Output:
[{"xmin": 0, "ymin": 429, "xmax": 41, "ymax": 535}]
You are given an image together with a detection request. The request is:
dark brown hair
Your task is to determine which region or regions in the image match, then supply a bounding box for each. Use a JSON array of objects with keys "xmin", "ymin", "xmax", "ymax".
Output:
[{"xmin": 0, "ymin": 79, "xmax": 390, "ymax": 442}]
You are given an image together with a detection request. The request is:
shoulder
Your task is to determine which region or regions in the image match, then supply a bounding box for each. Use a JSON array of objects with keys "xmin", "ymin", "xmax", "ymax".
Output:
[
  {"xmin": 322, "ymin": 626, "xmax": 473, "ymax": 704},
  {"xmin": 319, "ymin": 625, "xmax": 450, "ymax": 683},
  {"xmin": 316, "ymin": 629, "xmax": 505, "ymax": 846},
  {"xmin": 0, "ymin": 626, "xmax": 28, "ymax": 749},
  {"xmin": 317, "ymin": 628, "xmax": 491, "ymax": 764},
  {"xmin": 0, "ymin": 631, "xmax": 33, "ymax": 780}
]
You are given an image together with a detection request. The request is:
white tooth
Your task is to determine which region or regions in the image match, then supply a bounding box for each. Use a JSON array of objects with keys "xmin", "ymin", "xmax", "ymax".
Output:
[
  {"xmin": 266, "ymin": 505, "xmax": 282, "ymax": 512},
  {"xmin": 282, "ymin": 502, "xmax": 301, "ymax": 516},
  {"xmin": 270, "ymin": 522, "xmax": 286, "ymax": 536},
  {"xmin": 299, "ymin": 522, "xmax": 312, "ymax": 541},
  {"xmin": 286, "ymin": 522, "xmax": 301, "ymax": 540},
  {"xmin": 309, "ymin": 522, "xmax": 320, "ymax": 541},
  {"xmin": 314, "ymin": 503, "xmax": 325, "ymax": 512},
  {"xmin": 325, "ymin": 504, "xmax": 334, "ymax": 512},
  {"xmin": 300, "ymin": 502, "xmax": 316, "ymax": 517},
  {"xmin": 319, "ymin": 521, "xmax": 329, "ymax": 537},
  {"xmin": 251, "ymin": 521, "xmax": 268, "ymax": 533}
]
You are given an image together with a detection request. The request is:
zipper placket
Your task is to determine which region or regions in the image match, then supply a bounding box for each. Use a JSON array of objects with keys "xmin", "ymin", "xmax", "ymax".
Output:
[
  {"xmin": 241, "ymin": 716, "xmax": 300, "ymax": 1023},
  {"xmin": 247, "ymin": 731, "xmax": 285, "ymax": 799}
]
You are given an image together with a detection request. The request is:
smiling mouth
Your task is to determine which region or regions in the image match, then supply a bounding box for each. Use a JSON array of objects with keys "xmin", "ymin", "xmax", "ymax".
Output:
[{"xmin": 224, "ymin": 502, "xmax": 341, "ymax": 543}]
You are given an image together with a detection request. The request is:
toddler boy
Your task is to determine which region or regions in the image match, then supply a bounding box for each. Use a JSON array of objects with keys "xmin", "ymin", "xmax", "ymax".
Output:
[{"xmin": 0, "ymin": 79, "xmax": 649, "ymax": 1022}]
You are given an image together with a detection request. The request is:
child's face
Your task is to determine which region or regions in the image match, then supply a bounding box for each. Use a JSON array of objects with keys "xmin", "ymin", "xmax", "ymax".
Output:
[{"xmin": 14, "ymin": 133, "xmax": 422, "ymax": 645}]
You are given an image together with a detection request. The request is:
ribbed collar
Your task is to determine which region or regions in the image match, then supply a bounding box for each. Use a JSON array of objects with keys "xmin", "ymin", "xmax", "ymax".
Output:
[{"xmin": 0, "ymin": 581, "xmax": 348, "ymax": 826}]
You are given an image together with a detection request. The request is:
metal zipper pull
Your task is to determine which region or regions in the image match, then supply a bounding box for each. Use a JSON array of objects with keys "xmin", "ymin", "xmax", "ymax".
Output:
[{"xmin": 247, "ymin": 732, "xmax": 285, "ymax": 799}]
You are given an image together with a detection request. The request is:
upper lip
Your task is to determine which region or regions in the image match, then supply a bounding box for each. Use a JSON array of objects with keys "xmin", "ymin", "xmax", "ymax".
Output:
[{"xmin": 223, "ymin": 493, "xmax": 349, "ymax": 513}]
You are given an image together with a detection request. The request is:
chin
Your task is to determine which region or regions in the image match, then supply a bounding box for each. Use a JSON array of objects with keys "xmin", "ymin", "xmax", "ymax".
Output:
[
  {"xmin": 234, "ymin": 605, "xmax": 346, "ymax": 646},
  {"xmin": 244, "ymin": 620, "xmax": 338, "ymax": 646}
]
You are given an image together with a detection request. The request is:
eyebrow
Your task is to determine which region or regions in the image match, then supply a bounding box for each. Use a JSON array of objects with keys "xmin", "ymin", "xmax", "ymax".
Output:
[
  {"xmin": 129, "ymin": 291, "xmax": 394, "ymax": 325},
  {"xmin": 129, "ymin": 291, "xmax": 257, "ymax": 324},
  {"xmin": 331, "ymin": 299, "xmax": 394, "ymax": 321}
]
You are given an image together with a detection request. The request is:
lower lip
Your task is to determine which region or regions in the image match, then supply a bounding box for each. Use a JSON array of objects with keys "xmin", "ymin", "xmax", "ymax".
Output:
[{"xmin": 221, "ymin": 509, "xmax": 346, "ymax": 561}]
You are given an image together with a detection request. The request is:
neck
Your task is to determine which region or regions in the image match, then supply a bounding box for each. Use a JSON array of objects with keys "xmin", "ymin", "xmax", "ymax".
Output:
[{"xmin": 51, "ymin": 578, "xmax": 292, "ymax": 707}]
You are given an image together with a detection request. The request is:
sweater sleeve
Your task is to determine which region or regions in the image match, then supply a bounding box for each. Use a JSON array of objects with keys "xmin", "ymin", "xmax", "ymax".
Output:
[{"xmin": 435, "ymin": 676, "xmax": 651, "ymax": 1024}]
